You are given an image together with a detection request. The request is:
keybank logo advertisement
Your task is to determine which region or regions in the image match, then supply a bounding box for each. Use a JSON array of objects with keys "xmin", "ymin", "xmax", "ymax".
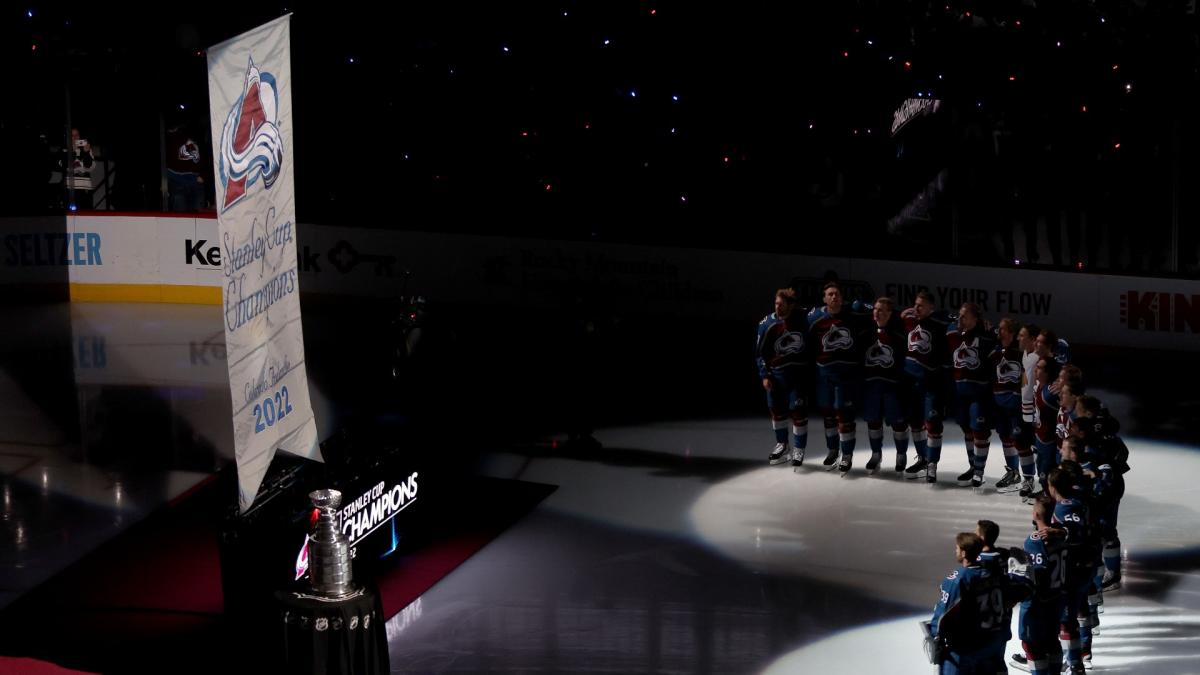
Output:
[
  {"xmin": 3, "ymin": 232, "xmax": 103, "ymax": 267},
  {"xmin": 339, "ymin": 473, "xmax": 420, "ymax": 545},
  {"xmin": 185, "ymin": 239, "xmax": 222, "ymax": 267}
]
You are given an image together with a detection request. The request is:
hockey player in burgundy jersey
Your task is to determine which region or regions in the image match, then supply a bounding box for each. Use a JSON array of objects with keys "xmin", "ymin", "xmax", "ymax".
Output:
[
  {"xmin": 991, "ymin": 318, "xmax": 1033, "ymax": 494},
  {"xmin": 1030, "ymin": 331, "xmax": 1065, "ymax": 496},
  {"xmin": 860, "ymin": 297, "xmax": 911, "ymax": 474},
  {"xmin": 900, "ymin": 290, "xmax": 953, "ymax": 483},
  {"xmin": 806, "ymin": 282, "xmax": 871, "ymax": 474},
  {"xmin": 756, "ymin": 288, "xmax": 812, "ymax": 466},
  {"xmin": 1055, "ymin": 377, "xmax": 1084, "ymax": 452},
  {"xmin": 946, "ymin": 303, "xmax": 997, "ymax": 488}
]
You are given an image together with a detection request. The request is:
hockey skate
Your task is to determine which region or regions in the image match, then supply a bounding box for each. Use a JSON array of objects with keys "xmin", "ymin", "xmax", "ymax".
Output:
[
  {"xmin": 865, "ymin": 454, "xmax": 881, "ymax": 475},
  {"xmin": 769, "ymin": 442, "xmax": 788, "ymax": 465},
  {"xmin": 1022, "ymin": 488, "xmax": 1046, "ymax": 505},
  {"xmin": 823, "ymin": 448, "xmax": 839, "ymax": 470},
  {"xmin": 791, "ymin": 447, "xmax": 805, "ymax": 472},
  {"xmin": 904, "ymin": 457, "xmax": 928, "ymax": 480},
  {"xmin": 1102, "ymin": 570, "xmax": 1122, "ymax": 592},
  {"xmin": 1008, "ymin": 654, "xmax": 1031, "ymax": 673},
  {"xmin": 1018, "ymin": 476, "xmax": 1036, "ymax": 498},
  {"xmin": 996, "ymin": 468, "xmax": 1022, "ymax": 493}
]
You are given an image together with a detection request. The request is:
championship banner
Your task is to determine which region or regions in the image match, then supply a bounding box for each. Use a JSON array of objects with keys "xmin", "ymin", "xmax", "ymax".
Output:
[{"xmin": 207, "ymin": 15, "xmax": 321, "ymax": 511}]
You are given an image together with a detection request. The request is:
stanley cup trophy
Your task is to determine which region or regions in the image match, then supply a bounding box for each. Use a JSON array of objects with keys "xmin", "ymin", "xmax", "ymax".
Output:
[{"xmin": 308, "ymin": 489, "xmax": 356, "ymax": 598}]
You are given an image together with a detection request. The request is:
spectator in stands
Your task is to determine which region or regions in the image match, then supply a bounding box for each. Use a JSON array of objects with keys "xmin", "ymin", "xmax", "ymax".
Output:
[
  {"xmin": 166, "ymin": 121, "xmax": 206, "ymax": 211},
  {"xmin": 54, "ymin": 128, "xmax": 98, "ymax": 209},
  {"xmin": 68, "ymin": 128, "xmax": 95, "ymax": 177}
]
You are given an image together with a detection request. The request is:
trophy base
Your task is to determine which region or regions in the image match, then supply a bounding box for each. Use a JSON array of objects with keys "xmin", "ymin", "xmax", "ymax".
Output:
[{"xmin": 292, "ymin": 584, "xmax": 363, "ymax": 603}]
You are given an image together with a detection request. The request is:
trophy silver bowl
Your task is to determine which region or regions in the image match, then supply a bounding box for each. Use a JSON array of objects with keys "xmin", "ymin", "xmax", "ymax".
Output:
[{"xmin": 308, "ymin": 489, "xmax": 355, "ymax": 598}]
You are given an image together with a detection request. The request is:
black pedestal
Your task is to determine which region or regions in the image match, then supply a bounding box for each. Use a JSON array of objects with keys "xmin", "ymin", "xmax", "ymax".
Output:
[{"xmin": 275, "ymin": 585, "xmax": 389, "ymax": 675}]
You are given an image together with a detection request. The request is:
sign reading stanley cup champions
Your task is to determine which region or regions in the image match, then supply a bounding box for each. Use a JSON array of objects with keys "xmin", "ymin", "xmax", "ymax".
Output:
[{"xmin": 207, "ymin": 15, "xmax": 321, "ymax": 512}]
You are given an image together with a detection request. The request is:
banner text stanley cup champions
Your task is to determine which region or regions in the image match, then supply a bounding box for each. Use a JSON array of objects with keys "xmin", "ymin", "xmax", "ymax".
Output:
[{"xmin": 207, "ymin": 15, "xmax": 321, "ymax": 511}]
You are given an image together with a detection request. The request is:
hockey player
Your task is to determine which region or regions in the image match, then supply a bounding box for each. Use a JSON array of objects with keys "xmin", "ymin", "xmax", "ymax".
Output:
[
  {"xmin": 900, "ymin": 290, "xmax": 952, "ymax": 483},
  {"xmin": 975, "ymin": 519, "xmax": 1020, "ymax": 655},
  {"xmin": 756, "ymin": 288, "xmax": 812, "ymax": 466},
  {"xmin": 991, "ymin": 318, "xmax": 1032, "ymax": 494},
  {"xmin": 1030, "ymin": 332, "xmax": 1065, "ymax": 496},
  {"xmin": 807, "ymin": 282, "xmax": 871, "ymax": 473},
  {"xmin": 860, "ymin": 297, "xmax": 911, "ymax": 474},
  {"xmin": 946, "ymin": 303, "xmax": 997, "ymax": 488},
  {"xmin": 930, "ymin": 532, "xmax": 1027, "ymax": 674},
  {"xmin": 1056, "ymin": 378, "xmax": 1083, "ymax": 453},
  {"xmin": 976, "ymin": 520, "xmax": 1004, "ymax": 566},
  {"xmin": 1010, "ymin": 496, "xmax": 1069, "ymax": 675},
  {"xmin": 1075, "ymin": 395, "xmax": 1127, "ymax": 591},
  {"xmin": 1043, "ymin": 468, "xmax": 1091, "ymax": 674},
  {"xmin": 1017, "ymin": 324, "xmax": 1041, "ymax": 497},
  {"xmin": 1058, "ymin": 446, "xmax": 1105, "ymax": 666}
]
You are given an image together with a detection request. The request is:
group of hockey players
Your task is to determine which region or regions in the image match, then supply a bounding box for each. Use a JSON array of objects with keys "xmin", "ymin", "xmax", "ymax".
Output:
[
  {"xmin": 928, "ymin": 460, "xmax": 1126, "ymax": 675},
  {"xmin": 755, "ymin": 281, "xmax": 1130, "ymax": 674}
]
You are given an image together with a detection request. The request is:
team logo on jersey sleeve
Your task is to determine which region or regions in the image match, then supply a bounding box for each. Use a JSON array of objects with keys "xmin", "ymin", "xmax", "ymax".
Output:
[
  {"xmin": 996, "ymin": 358, "xmax": 1022, "ymax": 384},
  {"xmin": 908, "ymin": 326, "xmax": 932, "ymax": 354},
  {"xmin": 1055, "ymin": 418, "xmax": 1071, "ymax": 440},
  {"xmin": 219, "ymin": 56, "xmax": 284, "ymax": 213},
  {"xmin": 822, "ymin": 326, "xmax": 854, "ymax": 351},
  {"xmin": 865, "ymin": 343, "xmax": 895, "ymax": 368},
  {"xmin": 774, "ymin": 331, "xmax": 805, "ymax": 355},
  {"xmin": 953, "ymin": 341, "xmax": 980, "ymax": 370}
]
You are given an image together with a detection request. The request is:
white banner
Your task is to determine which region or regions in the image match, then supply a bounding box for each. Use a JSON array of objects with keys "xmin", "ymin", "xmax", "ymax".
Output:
[{"xmin": 207, "ymin": 15, "xmax": 320, "ymax": 511}]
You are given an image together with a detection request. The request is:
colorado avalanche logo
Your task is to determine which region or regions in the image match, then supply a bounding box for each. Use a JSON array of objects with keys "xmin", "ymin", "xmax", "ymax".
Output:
[
  {"xmin": 219, "ymin": 56, "xmax": 284, "ymax": 213},
  {"xmin": 996, "ymin": 358, "xmax": 1022, "ymax": 384},
  {"xmin": 822, "ymin": 326, "xmax": 854, "ymax": 351},
  {"xmin": 865, "ymin": 343, "xmax": 895, "ymax": 368},
  {"xmin": 1055, "ymin": 419, "xmax": 1071, "ymax": 440},
  {"xmin": 774, "ymin": 331, "xmax": 805, "ymax": 355},
  {"xmin": 907, "ymin": 326, "xmax": 932, "ymax": 354},
  {"xmin": 953, "ymin": 341, "xmax": 980, "ymax": 370}
]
